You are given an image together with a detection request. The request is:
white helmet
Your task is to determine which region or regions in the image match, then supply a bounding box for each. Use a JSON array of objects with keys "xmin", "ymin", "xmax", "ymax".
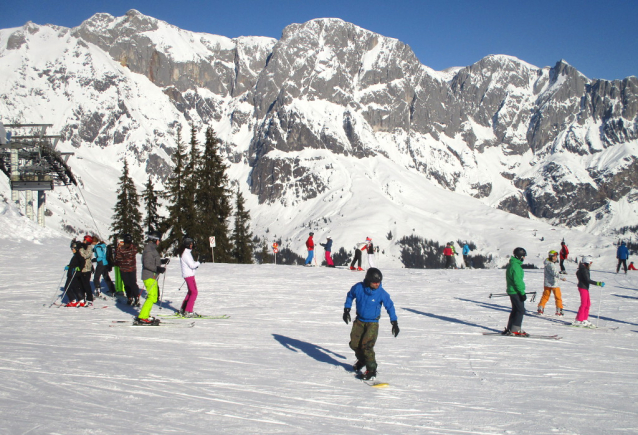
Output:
[{"xmin": 581, "ymin": 255, "xmax": 593, "ymax": 264}]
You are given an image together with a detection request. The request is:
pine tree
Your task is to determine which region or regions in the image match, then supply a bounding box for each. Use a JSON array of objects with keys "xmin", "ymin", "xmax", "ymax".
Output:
[
  {"xmin": 162, "ymin": 126, "xmax": 190, "ymax": 255},
  {"xmin": 193, "ymin": 127, "xmax": 232, "ymax": 262},
  {"xmin": 180, "ymin": 125, "xmax": 200, "ymax": 249},
  {"xmin": 142, "ymin": 175, "xmax": 162, "ymax": 233},
  {"xmin": 110, "ymin": 158, "xmax": 143, "ymax": 250},
  {"xmin": 231, "ymin": 188, "xmax": 254, "ymax": 264}
]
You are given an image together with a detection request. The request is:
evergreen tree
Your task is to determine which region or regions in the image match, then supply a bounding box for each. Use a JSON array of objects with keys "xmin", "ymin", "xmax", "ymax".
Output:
[
  {"xmin": 231, "ymin": 188, "xmax": 253, "ymax": 264},
  {"xmin": 142, "ymin": 175, "xmax": 162, "ymax": 233},
  {"xmin": 180, "ymin": 125, "xmax": 200, "ymax": 249},
  {"xmin": 110, "ymin": 158, "xmax": 143, "ymax": 250},
  {"xmin": 193, "ymin": 127, "xmax": 232, "ymax": 262},
  {"xmin": 162, "ymin": 126, "xmax": 190, "ymax": 255}
]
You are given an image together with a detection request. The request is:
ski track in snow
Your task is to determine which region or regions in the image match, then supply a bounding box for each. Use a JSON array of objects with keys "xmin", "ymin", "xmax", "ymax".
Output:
[{"xmin": 1, "ymin": 238, "xmax": 637, "ymax": 434}]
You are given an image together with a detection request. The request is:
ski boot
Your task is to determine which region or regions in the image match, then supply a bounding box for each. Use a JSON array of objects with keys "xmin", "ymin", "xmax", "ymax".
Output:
[
  {"xmin": 353, "ymin": 360, "xmax": 365, "ymax": 372},
  {"xmin": 357, "ymin": 267, "xmax": 364, "ymax": 271},
  {"xmin": 78, "ymin": 300, "xmax": 86, "ymax": 307},
  {"xmin": 183, "ymin": 312, "xmax": 201, "ymax": 318},
  {"xmin": 350, "ymin": 266, "xmax": 356, "ymax": 270},
  {"xmin": 512, "ymin": 331, "xmax": 529, "ymax": 337},
  {"xmin": 501, "ymin": 328, "xmax": 512, "ymax": 336},
  {"xmin": 537, "ymin": 305, "xmax": 544, "ymax": 314},
  {"xmin": 134, "ymin": 317, "xmax": 159, "ymax": 326},
  {"xmin": 65, "ymin": 301, "xmax": 78, "ymax": 307},
  {"xmin": 556, "ymin": 309, "xmax": 564, "ymax": 316},
  {"xmin": 134, "ymin": 297, "xmax": 141, "ymax": 307}
]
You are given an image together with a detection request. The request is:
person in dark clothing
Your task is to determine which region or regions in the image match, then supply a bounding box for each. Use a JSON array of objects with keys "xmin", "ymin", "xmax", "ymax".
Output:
[
  {"xmin": 559, "ymin": 241, "xmax": 569, "ymax": 274},
  {"xmin": 573, "ymin": 256, "xmax": 605, "ymax": 327},
  {"xmin": 616, "ymin": 241, "xmax": 629, "ymax": 274},
  {"xmin": 319, "ymin": 236, "xmax": 335, "ymax": 267},
  {"xmin": 343, "ymin": 268, "xmax": 399, "ymax": 381},
  {"xmin": 63, "ymin": 241, "xmax": 85, "ymax": 307},
  {"xmin": 350, "ymin": 241, "xmax": 367, "ymax": 271},
  {"xmin": 504, "ymin": 247, "xmax": 528, "ymax": 336},
  {"xmin": 114, "ymin": 233, "xmax": 140, "ymax": 306}
]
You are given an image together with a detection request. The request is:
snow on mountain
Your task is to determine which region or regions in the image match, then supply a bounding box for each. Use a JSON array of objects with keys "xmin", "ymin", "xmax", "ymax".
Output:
[{"xmin": 0, "ymin": 10, "xmax": 637, "ymax": 266}]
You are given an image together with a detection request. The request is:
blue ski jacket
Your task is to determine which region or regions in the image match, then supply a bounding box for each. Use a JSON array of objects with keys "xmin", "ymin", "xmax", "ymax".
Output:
[
  {"xmin": 319, "ymin": 239, "xmax": 333, "ymax": 252},
  {"xmin": 617, "ymin": 245, "xmax": 629, "ymax": 260},
  {"xmin": 344, "ymin": 282, "xmax": 397, "ymax": 323},
  {"xmin": 94, "ymin": 242, "xmax": 108, "ymax": 266},
  {"xmin": 462, "ymin": 244, "xmax": 470, "ymax": 255}
]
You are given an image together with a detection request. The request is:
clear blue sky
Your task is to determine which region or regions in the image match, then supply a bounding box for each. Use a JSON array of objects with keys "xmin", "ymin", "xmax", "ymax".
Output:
[{"xmin": 1, "ymin": 0, "xmax": 636, "ymax": 80}]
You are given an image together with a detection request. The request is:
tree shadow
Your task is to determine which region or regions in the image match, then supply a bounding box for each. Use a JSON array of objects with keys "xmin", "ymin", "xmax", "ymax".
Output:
[
  {"xmin": 402, "ymin": 307, "xmax": 499, "ymax": 332},
  {"xmin": 272, "ymin": 334, "xmax": 350, "ymax": 370}
]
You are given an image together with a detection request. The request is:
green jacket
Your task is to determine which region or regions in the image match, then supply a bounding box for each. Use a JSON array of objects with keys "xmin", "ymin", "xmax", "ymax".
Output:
[{"xmin": 505, "ymin": 256, "xmax": 526, "ymax": 295}]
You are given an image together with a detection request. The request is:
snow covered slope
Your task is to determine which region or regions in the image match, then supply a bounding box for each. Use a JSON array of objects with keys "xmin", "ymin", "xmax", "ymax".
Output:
[{"xmin": 1, "ymin": 237, "xmax": 637, "ymax": 434}]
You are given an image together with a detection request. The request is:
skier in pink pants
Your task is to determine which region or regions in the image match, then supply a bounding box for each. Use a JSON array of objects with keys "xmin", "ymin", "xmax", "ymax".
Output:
[
  {"xmin": 573, "ymin": 255, "xmax": 605, "ymax": 327},
  {"xmin": 179, "ymin": 237, "xmax": 201, "ymax": 318}
]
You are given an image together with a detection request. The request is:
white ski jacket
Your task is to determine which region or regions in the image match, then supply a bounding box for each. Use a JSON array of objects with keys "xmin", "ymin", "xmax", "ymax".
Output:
[{"xmin": 180, "ymin": 248, "xmax": 200, "ymax": 278}]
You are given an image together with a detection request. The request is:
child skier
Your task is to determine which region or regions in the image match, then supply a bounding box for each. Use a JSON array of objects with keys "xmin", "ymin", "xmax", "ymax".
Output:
[
  {"xmin": 538, "ymin": 250, "xmax": 566, "ymax": 316},
  {"xmin": 93, "ymin": 237, "xmax": 115, "ymax": 295},
  {"xmin": 136, "ymin": 231, "xmax": 168, "ymax": 325},
  {"xmin": 63, "ymin": 241, "xmax": 85, "ymax": 307},
  {"xmin": 319, "ymin": 236, "xmax": 334, "ymax": 267},
  {"xmin": 179, "ymin": 237, "xmax": 201, "ymax": 317},
  {"xmin": 573, "ymin": 256, "xmax": 605, "ymax": 327},
  {"xmin": 343, "ymin": 268, "xmax": 399, "ymax": 380},
  {"xmin": 350, "ymin": 241, "xmax": 368, "ymax": 271},
  {"xmin": 366, "ymin": 237, "xmax": 376, "ymax": 268},
  {"xmin": 504, "ymin": 247, "xmax": 528, "ymax": 336}
]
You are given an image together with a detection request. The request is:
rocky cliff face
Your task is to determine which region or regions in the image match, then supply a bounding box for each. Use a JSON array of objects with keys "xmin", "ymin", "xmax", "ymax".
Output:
[{"xmin": 1, "ymin": 10, "xmax": 637, "ymax": 232}]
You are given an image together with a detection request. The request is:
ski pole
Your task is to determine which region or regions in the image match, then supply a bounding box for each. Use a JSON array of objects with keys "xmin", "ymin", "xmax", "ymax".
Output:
[
  {"xmin": 52, "ymin": 269, "xmax": 77, "ymax": 308},
  {"xmin": 159, "ymin": 267, "xmax": 167, "ymax": 310},
  {"xmin": 596, "ymin": 285, "xmax": 603, "ymax": 327},
  {"xmin": 47, "ymin": 270, "xmax": 67, "ymax": 307}
]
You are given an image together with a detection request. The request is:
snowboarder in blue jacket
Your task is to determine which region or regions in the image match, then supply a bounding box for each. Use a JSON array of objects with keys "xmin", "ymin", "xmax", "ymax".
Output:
[
  {"xmin": 343, "ymin": 268, "xmax": 399, "ymax": 380},
  {"xmin": 617, "ymin": 241, "xmax": 629, "ymax": 274}
]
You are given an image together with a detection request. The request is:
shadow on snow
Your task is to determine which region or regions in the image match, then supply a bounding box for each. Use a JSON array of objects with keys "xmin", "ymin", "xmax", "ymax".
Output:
[
  {"xmin": 402, "ymin": 307, "xmax": 498, "ymax": 332},
  {"xmin": 272, "ymin": 334, "xmax": 350, "ymax": 370}
]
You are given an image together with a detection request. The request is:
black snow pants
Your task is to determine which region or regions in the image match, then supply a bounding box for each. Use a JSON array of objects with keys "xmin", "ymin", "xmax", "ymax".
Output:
[{"xmin": 507, "ymin": 294, "xmax": 525, "ymax": 333}]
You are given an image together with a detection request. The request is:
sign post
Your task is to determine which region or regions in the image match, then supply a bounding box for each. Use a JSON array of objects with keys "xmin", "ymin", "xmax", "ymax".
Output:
[
  {"xmin": 209, "ymin": 236, "xmax": 216, "ymax": 263},
  {"xmin": 272, "ymin": 242, "xmax": 279, "ymax": 264}
]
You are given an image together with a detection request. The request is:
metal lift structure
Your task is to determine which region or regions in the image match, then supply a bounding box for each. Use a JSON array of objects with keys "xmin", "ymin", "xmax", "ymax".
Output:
[{"xmin": 0, "ymin": 123, "xmax": 77, "ymax": 227}]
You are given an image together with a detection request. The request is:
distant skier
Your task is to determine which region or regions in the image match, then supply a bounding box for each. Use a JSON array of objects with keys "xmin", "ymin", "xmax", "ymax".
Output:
[
  {"xmin": 537, "ymin": 250, "xmax": 566, "ymax": 316},
  {"xmin": 343, "ymin": 268, "xmax": 399, "ymax": 381},
  {"xmin": 319, "ymin": 235, "xmax": 335, "ymax": 267},
  {"xmin": 93, "ymin": 236, "xmax": 115, "ymax": 296},
  {"xmin": 305, "ymin": 232, "xmax": 315, "ymax": 266},
  {"xmin": 114, "ymin": 233, "xmax": 140, "ymax": 306},
  {"xmin": 136, "ymin": 231, "xmax": 168, "ymax": 325},
  {"xmin": 616, "ymin": 241, "xmax": 629, "ymax": 274},
  {"xmin": 443, "ymin": 243, "xmax": 454, "ymax": 269},
  {"xmin": 63, "ymin": 241, "xmax": 85, "ymax": 307},
  {"xmin": 462, "ymin": 243, "xmax": 470, "ymax": 268},
  {"xmin": 573, "ymin": 256, "xmax": 605, "ymax": 327},
  {"xmin": 78, "ymin": 235, "xmax": 95, "ymax": 306},
  {"xmin": 350, "ymin": 241, "xmax": 368, "ymax": 271},
  {"xmin": 179, "ymin": 237, "xmax": 201, "ymax": 317},
  {"xmin": 559, "ymin": 241, "xmax": 569, "ymax": 274},
  {"xmin": 366, "ymin": 237, "xmax": 376, "ymax": 268},
  {"xmin": 503, "ymin": 247, "xmax": 528, "ymax": 336}
]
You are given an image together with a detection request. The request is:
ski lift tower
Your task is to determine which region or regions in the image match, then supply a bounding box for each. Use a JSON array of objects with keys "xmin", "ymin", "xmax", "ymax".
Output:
[{"xmin": 0, "ymin": 123, "xmax": 77, "ymax": 227}]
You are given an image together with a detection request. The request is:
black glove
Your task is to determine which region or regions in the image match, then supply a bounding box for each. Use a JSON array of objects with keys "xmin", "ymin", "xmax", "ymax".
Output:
[
  {"xmin": 91, "ymin": 258, "xmax": 97, "ymax": 263},
  {"xmin": 156, "ymin": 266, "xmax": 166, "ymax": 274},
  {"xmin": 391, "ymin": 321, "xmax": 400, "ymax": 337},
  {"xmin": 343, "ymin": 308, "xmax": 351, "ymax": 324},
  {"xmin": 519, "ymin": 293, "xmax": 527, "ymax": 302},
  {"xmin": 161, "ymin": 258, "xmax": 170, "ymax": 265}
]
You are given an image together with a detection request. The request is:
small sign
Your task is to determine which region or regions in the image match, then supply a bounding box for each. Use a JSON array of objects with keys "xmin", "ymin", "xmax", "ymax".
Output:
[
  {"xmin": 209, "ymin": 236, "xmax": 216, "ymax": 248},
  {"xmin": 272, "ymin": 242, "xmax": 279, "ymax": 253}
]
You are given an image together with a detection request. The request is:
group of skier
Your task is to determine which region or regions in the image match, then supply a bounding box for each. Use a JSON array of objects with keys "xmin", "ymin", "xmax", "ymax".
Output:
[
  {"xmin": 62, "ymin": 232, "xmax": 203, "ymax": 324},
  {"xmin": 303, "ymin": 233, "xmax": 377, "ymax": 270}
]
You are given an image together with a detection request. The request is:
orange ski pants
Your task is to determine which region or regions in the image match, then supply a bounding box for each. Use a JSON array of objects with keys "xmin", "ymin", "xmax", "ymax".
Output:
[{"xmin": 538, "ymin": 286, "xmax": 563, "ymax": 309}]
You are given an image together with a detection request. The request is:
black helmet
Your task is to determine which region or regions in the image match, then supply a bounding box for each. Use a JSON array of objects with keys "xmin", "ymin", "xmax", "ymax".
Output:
[
  {"xmin": 364, "ymin": 268, "xmax": 383, "ymax": 286},
  {"xmin": 309, "ymin": 232, "xmax": 314, "ymax": 236},
  {"xmin": 183, "ymin": 237, "xmax": 195, "ymax": 248},
  {"xmin": 122, "ymin": 234, "xmax": 133, "ymax": 244},
  {"xmin": 513, "ymin": 247, "xmax": 527, "ymax": 260},
  {"xmin": 70, "ymin": 240, "xmax": 79, "ymax": 250},
  {"xmin": 147, "ymin": 230, "xmax": 162, "ymax": 242}
]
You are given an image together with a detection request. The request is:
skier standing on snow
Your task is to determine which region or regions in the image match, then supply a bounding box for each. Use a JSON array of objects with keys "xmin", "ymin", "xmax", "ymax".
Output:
[
  {"xmin": 573, "ymin": 256, "xmax": 605, "ymax": 327},
  {"xmin": 343, "ymin": 268, "xmax": 399, "ymax": 380},
  {"xmin": 92, "ymin": 237, "xmax": 115, "ymax": 296},
  {"xmin": 366, "ymin": 237, "xmax": 376, "ymax": 268},
  {"xmin": 114, "ymin": 233, "xmax": 140, "ymax": 306},
  {"xmin": 503, "ymin": 247, "xmax": 528, "ymax": 336},
  {"xmin": 78, "ymin": 235, "xmax": 95, "ymax": 306},
  {"xmin": 559, "ymin": 241, "xmax": 569, "ymax": 274},
  {"xmin": 616, "ymin": 241, "xmax": 629, "ymax": 274},
  {"xmin": 304, "ymin": 232, "xmax": 315, "ymax": 266},
  {"xmin": 179, "ymin": 237, "xmax": 201, "ymax": 317},
  {"xmin": 443, "ymin": 243, "xmax": 454, "ymax": 269},
  {"xmin": 350, "ymin": 241, "xmax": 367, "ymax": 271},
  {"xmin": 136, "ymin": 231, "xmax": 168, "ymax": 325},
  {"xmin": 319, "ymin": 236, "xmax": 335, "ymax": 267},
  {"xmin": 462, "ymin": 243, "xmax": 470, "ymax": 268},
  {"xmin": 537, "ymin": 250, "xmax": 566, "ymax": 316},
  {"xmin": 63, "ymin": 241, "xmax": 85, "ymax": 307}
]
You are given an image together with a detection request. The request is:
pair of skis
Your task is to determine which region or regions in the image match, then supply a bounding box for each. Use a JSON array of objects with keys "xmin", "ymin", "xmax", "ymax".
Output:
[{"xmin": 109, "ymin": 313, "xmax": 230, "ymax": 327}]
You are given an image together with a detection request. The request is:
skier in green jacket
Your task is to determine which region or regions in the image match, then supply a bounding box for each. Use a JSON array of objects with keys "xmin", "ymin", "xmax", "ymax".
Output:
[{"xmin": 504, "ymin": 247, "xmax": 528, "ymax": 336}]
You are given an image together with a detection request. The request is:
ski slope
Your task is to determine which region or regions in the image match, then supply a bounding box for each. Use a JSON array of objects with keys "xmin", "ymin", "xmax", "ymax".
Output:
[{"xmin": 1, "ymin": 236, "xmax": 637, "ymax": 434}]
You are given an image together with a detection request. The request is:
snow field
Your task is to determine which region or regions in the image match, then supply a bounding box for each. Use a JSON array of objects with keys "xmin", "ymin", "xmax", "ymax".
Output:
[{"xmin": 1, "ymin": 237, "xmax": 637, "ymax": 434}]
